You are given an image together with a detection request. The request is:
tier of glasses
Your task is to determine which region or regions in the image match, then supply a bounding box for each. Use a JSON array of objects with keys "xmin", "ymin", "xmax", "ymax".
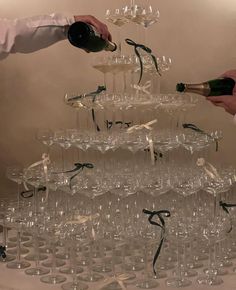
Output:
[
  {"xmin": 20, "ymin": 154, "xmax": 235, "ymax": 198},
  {"xmin": 105, "ymin": 4, "xmax": 160, "ymax": 29},
  {"xmin": 37, "ymin": 128, "xmax": 222, "ymax": 154},
  {"xmin": 65, "ymin": 92, "xmax": 198, "ymax": 110},
  {"xmin": 1, "ymin": 185, "xmax": 236, "ymax": 289},
  {"xmin": 92, "ymin": 54, "xmax": 172, "ymax": 75}
]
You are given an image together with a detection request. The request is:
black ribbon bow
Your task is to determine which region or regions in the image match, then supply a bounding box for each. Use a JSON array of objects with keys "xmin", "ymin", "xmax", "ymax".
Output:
[
  {"xmin": 143, "ymin": 209, "xmax": 171, "ymax": 275},
  {"xmin": 68, "ymin": 85, "xmax": 106, "ymax": 133},
  {"xmin": 125, "ymin": 39, "xmax": 161, "ymax": 84},
  {"xmin": 219, "ymin": 201, "xmax": 236, "ymax": 233},
  {"xmin": 68, "ymin": 85, "xmax": 106, "ymax": 103},
  {"xmin": 20, "ymin": 186, "xmax": 47, "ymax": 199},
  {"xmin": 182, "ymin": 123, "xmax": 219, "ymax": 152},
  {"xmin": 106, "ymin": 120, "xmax": 113, "ymax": 130},
  {"xmin": 62, "ymin": 163, "xmax": 94, "ymax": 189},
  {"xmin": 90, "ymin": 86, "xmax": 106, "ymax": 132},
  {"xmin": 0, "ymin": 246, "xmax": 6, "ymax": 259},
  {"xmin": 144, "ymin": 148, "xmax": 163, "ymax": 160},
  {"xmin": 105, "ymin": 120, "xmax": 132, "ymax": 130}
]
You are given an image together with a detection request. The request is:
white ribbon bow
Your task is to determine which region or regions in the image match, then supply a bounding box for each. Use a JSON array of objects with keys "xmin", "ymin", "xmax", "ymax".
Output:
[
  {"xmin": 146, "ymin": 135, "xmax": 155, "ymax": 165},
  {"xmin": 133, "ymin": 80, "xmax": 151, "ymax": 95},
  {"xmin": 100, "ymin": 274, "xmax": 130, "ymax": 290},
  {"xmin": 24, "ymin": 153, "xmax": 50, "ymax": 201},
  {"xmin": 66, "ymin": 213, "xmax": 99, "ymax": 241},
  {"xmin": 127, "ymin": 119, "xmax": 157, "ymax": 134},
  {"xmin": 127, "ymin": 119, "xmax": 157, "ymax": 165},
  {"xmin": 197, "ymin": 158, "xmax": 222, "ymax": 181},
  {"xmin": 65, "ymin": 213, "xmax": 99, "ymax": 225}
]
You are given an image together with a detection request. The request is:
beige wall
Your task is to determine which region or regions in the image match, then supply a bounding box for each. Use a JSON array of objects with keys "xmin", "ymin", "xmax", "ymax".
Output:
[{"xmin": 0, "ymin": 0, "xmax": 236, "ymax": 195}]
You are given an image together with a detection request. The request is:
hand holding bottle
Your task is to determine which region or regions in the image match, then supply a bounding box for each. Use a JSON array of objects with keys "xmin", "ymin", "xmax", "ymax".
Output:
[
  {"xmin": 68, "ymin": 15, "xmax": 116, "ymax": 53},
  {"xmin": 206, "ymin": 70, "xmax": 236, "ymax": 115},
  {"xmin": 73, "ymin": 15, "xmax": 112, "ymax": 41}
]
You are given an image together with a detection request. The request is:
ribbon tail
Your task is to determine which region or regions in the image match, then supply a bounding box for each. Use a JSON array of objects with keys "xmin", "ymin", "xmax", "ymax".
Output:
[
  {"xmin": 20, "ymin": 190, "xmax": 34, "ymax": 199},
  {"xmin": 151, "ymin": 54, "xmax": 161, "ymax": 76},
  {"xmin": 117, "ymin": 280, "xmax": 126, "ymax": 290},
  {"xmin": 69, "ymin": 169, "xmax": 82, "ymax": 189},
  {"xmin": 215, "ymin": 140, "xmax": 219, "ymax": 152},
  {"xmin": 227, "ymin": 222, "xmax": 233, "ymax": 234},
  {"xmin": 92, "ymin": 109, "xmax": 101, "ymax": 132},
  {"xmin": 153, "ymin": 237, "xmax": 164, "ymax": 276},
  {"xmin": 136, "ymin": 48, "xmax": 143, "ymax": 84}
]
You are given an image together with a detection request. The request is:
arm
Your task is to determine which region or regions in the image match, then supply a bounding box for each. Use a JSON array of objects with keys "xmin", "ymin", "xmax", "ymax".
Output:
[
  {"xmin": 0, "ymin": 13, "xmax": 73, "ymax": 59},
  {"xmin": 0, "ymin": 14, "xmax": 112, "ymax": 60}
]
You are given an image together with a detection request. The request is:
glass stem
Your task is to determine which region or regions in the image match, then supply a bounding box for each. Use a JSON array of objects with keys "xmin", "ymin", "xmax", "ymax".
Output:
[
  {"xmin": 144, "ymin": 240, "xmax": 149, "ymax": 279},
  {"xmin": 104, "ymin": 73, "xmax": 108, "ymax": 88},
  {"xmin": 51, "ymin": 240, "xmax": 57, "ymax": 276},
  {"xmin": 88, "ymin": 240, "xmax": 94, "ymax": 277},
  {"xmin": 61, "ymin": 148, "xmax": 65, "ymax": 171},
  {"xmin": 123, "ymin": 72, "xmax": 127, "ymax": 94},
  {"xmin": 213, "ymin": 195, "xmax": 217, "ymax": 219},
  {"xmin": 121, "ymin": 244, "xmax": 126, "ymax": 271},
  {"xmin": 183, "ymin": 242, "xmax": 188, "ymax": 272},
  {"xmin": 99, "ymin": 240, "xmax": 106, "ymax": 269},
  {"xmin": 208, "ymin": 243, "xmax": 216, "ymax": 278},
  {"xmin": 176, "ymin": 236, "xmax": 182, "ymax": 279},
  {"xmin": 71, "ymin": 243, "xmax": 78, "ymax": 285},
  {"xmin": 16, "ymin": 230, "xmax": 21, "ymax": 262},
  {"xmin": 3, "ymin": 220, "xmax": 7, "ymax": 247},
  {"xmin": 117, "ymin": 29, "xmax": 122, "ymax": 55},
  {"xmin": 113, "ymin": 73, "xmax": 117, "ymax": 94},
  {"xmin": 34, "ymin": 232, "xmax": 40, "ymax": 269},
  {"xmin": 130, "ymin": 70, "xmax": 135, "ymax": 96},
  {"xmin": 17, "ymin": 183, "xmax": 20, "ymax": 210},
  {"xmin": 76, "ymin": 111, "xmax": 80, "ymax": 129},
  {"xmin": 143, "ymin": 28, "xmax": 147, "ymax": 45},
  {"xmin": 111, "ymin": 234, "xmax": 116, "ymax": 276}
]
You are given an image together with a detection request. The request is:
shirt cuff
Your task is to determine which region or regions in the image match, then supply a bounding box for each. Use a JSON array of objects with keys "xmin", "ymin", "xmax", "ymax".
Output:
[{"xmin": 64, "ymin": 14, "xmax": 75, "ymax": 25}]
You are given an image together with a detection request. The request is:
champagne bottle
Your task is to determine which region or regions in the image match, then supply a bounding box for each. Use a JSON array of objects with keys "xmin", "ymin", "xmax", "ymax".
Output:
[
  {"xmin": 68, "ymin": 21, "xmax": 117, "ymax": 52},
  {"xmin": 176, "ymin": 77, "xmax": 235, "ymax": 96}
]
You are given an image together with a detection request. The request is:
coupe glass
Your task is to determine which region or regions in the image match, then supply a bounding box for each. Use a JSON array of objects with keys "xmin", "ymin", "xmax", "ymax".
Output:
[
  {"xmin": 5, "ymin": 202, "xmax": 31, "ymax": 270},
  {"xmin": 0, "ymin": 198, "xmax": 16, "ymax": 262},
  {"xmin": 61, "ymin": 216, "xmax": 89, "ymax": 290},
  {"xmin": 105, "ymin": 8, "xmax": 129, "ymax": 54},
  {"xmin": 133, "ymin": 4, "xmax": 160, "ymax": 28},
  {"xmin": 24, "ymin": 189, "xmax": 50, "ymax": 276},
  {"xmin": 40, "ymin": 194, "xmax": 67, "ymax": 284},
  {"xmin": 196, "ymin": 214, "xmax": 230, "ymax": 286},
  {"xmin": 36, "ymin": 129, "xmax": 54, "ymax": 153},
  {"xmin": 165, "ymin": 197, "xmax": 195, "ymax": 288}
]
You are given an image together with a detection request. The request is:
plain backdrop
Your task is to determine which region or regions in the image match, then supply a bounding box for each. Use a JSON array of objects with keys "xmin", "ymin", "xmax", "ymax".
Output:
[{"xmin": 0, "ymin": 0, "xmax": 236, "ymax": 195}]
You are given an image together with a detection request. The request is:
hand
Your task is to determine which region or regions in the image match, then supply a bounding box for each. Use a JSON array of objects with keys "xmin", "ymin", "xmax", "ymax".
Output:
[
  {"xmin": 74, "ymin": 15, "xmax": 112, "ymax": 41},
  {"xmin": 207, "ymin": 95, "xmax": 236, "ymax": 115},
  {"xmin": 206, "ymin": 70, "xmax": 236, "ymax": 115}
]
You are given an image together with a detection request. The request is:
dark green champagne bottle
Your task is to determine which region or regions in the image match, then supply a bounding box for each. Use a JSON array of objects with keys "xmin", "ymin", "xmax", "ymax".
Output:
[
  {"xmin": 176, "ymin": 77, "xmax": 235, "ymax": 96},
  {"xmin": 68, "ymin": 21, "xmax": 117, "ymax": 52}
]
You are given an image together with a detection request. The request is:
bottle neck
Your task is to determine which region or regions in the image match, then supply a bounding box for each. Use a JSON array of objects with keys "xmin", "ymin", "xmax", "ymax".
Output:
[
  {"xmin": 104, "ymin": 41, "xmax": 117, "ymax": 52},
  {"xmin": 184, "ymin": 82, "xmax": 211, "ymax": 96}
]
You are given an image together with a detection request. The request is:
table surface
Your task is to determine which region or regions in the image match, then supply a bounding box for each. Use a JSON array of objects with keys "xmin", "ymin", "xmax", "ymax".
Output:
[
  {"xmin": 1, "ymin": 261, "xmax": 236, "ymax": 290},
  {"xmin": 0, "ymin": 230, "xmax": 236, "ymax": 290}
]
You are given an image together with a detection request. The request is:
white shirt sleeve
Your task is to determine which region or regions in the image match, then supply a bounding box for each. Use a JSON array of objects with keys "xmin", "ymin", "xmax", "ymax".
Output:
[{"xmin": 0, "ymin": 13, "xmax": 75, "ymax": 60}]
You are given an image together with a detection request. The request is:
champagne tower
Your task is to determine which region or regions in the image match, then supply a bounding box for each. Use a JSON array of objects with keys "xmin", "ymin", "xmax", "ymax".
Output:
[{"xmin": 5, "ymin": 1, "xmax": 235, "ymax": 289}]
